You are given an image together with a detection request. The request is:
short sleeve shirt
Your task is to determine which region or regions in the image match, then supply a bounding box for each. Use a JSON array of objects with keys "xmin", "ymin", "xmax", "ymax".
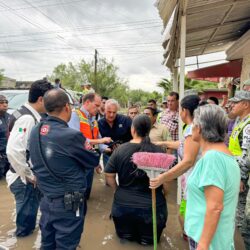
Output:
[
  {"xmin": 105, "ymin": 142, "xmax": 166, "ymax": 208},
  {"xmin": 98, "ymin": 114, "xmax": 132, "ymax": 144},
  {"xmin": 185, "ymin": 150, "xmax": 240, "ymax": 250}
]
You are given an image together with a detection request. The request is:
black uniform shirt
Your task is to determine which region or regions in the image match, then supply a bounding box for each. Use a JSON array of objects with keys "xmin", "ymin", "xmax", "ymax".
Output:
[
  {"xmin": 29, "ymin": 116, "xmax": 99, "ymax": 198},
  {"xmin": 98, "ymin": 114, "xmax": 132, "ymax": 145},
  {"xmin": 0, "ymin": 113, "xmax": 10, "ymax": 153}
]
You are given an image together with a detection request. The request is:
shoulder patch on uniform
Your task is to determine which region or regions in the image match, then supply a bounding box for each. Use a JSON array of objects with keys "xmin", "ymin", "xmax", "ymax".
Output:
[
  {"xmin": 40, "ymin": 125, "xmax": 50, "ymax": 136},
  {"xmin": 244, "ymin": 125, "xmax": 250, "ymax": 135}
]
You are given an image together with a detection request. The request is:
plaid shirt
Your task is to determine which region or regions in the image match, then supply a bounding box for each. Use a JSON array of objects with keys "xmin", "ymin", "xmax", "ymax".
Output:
[{"xmin": 160, "ymin": 108, "xmax": 179, "ymax": 141}]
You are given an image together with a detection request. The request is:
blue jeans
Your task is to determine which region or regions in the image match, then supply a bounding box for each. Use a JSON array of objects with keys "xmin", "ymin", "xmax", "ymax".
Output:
[
  {"xmin": 103, "ymin": 153, "xmax": 110, "ymax": 168},
  {"xmin": 9, "ymin": 177, "xmax": 40, "ymax": 237},
  {"xmin": 39, "ymin": 196, "xmax": 86, "ymax": 250}
]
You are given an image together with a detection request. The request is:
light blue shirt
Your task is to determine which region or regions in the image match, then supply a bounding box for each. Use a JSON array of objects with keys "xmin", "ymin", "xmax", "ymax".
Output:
[
  {"xmin": 185, "ymin": 150, "xmax": 240, "ymax": 250},
  {"xmin": 68, "ymin": 107, "xmax": 108, "ymax": 153}
]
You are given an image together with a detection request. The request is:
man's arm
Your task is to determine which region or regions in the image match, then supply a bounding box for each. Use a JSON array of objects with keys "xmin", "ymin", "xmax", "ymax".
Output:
[
  {"xmin": 70, "ymin": 132, "xmax": 100, "ymax": 169},
  {"xmin": 6, "ymin": 115, "xmax": 36, "ymax": 181}
]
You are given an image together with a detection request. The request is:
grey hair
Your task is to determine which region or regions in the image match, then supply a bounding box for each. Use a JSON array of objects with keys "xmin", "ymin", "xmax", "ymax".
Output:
[
  {"xmin": 193, "ymin": 104, "xmax": 228, "ymax": 142},
  {"xmin": 105, "ymin": 99, "xmax": 120, "ymax": 110}
]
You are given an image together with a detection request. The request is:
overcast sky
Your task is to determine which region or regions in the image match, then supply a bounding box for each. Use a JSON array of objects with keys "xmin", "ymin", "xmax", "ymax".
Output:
[{"xmin": 0, "ymin": 0, "xmax": 226, "ymax": 92}]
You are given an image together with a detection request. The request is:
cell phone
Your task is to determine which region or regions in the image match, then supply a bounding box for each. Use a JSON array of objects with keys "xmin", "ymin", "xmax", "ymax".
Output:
[{"xmin": 108, "ymin": 140, "xmax": 120, "ymax": 148}]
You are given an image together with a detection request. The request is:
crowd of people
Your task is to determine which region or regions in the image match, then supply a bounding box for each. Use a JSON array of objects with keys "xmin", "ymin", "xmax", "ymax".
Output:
[{"xmin": 0, "ymin": 77, "xmax": 249, "ymax": 250}]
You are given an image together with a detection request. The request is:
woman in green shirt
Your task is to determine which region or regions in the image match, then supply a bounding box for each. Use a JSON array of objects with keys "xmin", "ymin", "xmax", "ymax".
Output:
[{"xmin": 185, "ymin": 105, "xmax": 240, "ymax": 250}]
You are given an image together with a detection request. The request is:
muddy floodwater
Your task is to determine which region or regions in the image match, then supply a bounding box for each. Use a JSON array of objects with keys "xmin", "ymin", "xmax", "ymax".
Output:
[{"xmin": 0, "ymin": 174, "xmax": 245, "ymax": 250}]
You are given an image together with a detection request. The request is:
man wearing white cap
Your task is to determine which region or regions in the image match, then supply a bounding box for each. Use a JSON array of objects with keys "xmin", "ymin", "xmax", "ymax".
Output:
[
  {"xmin": 81, "ymin": 81, "xmax": 95, "ymax": 96},
  {"xmin": 228, "ymin": 90, "xmax": 250, "ymax": 248}
]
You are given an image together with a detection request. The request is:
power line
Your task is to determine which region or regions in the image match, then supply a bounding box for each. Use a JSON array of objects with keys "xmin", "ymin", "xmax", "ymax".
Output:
[
  {"xmin": 0, "ymin": 19, "xmax": 160, "ymax": 39},
  {"xmin": 0, "ymin": 0, "xmax": 83, "ymax": 12}
]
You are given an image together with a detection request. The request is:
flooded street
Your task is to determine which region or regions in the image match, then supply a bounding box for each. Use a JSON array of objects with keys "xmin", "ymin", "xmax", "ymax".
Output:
[{"xmin": 0, "ymin": 174, "xmax": 245, "ymax": 250}]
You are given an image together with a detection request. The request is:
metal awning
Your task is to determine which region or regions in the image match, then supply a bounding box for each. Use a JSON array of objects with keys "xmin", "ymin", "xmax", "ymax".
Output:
[
  {"xmin": 155, "ymin": 0, "xmax": 250, "ymax": 68},
  {"xmin": 187, "ymin": 59, "xmax": 242, "ymax": 81}
]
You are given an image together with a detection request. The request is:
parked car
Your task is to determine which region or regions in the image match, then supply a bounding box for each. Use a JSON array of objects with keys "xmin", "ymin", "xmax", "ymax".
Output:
[{"xmin": 0, "ymin": 89, "xmax": 77, "ymax": 114}]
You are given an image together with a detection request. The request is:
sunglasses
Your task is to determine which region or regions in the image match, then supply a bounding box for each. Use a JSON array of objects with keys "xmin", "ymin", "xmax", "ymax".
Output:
[{"xmin": 0, "ymin": 100, "xmax": 8, "ymax": 104}]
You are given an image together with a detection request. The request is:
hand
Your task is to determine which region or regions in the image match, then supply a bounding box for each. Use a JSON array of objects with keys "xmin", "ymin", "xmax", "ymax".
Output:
[
  {"xmin": 112, "ymin": 143, "xmax": 121, "ymax": 151},
  {"xmin": 149, "ymin": 174, "xmax": 165, "ymax": 189},
  {"xmin": 240, "ymin": 181, "xmax": 246, "ymax": 193},
  {"xmin": 26, "ymin": 176, "xmax": 37, "ymax": 188},
  {"xmin": 220, "ymin": 95, "xmax": 228, "ymax": 107},
  {"xmin": 95, "ymin": 165, "xmax": 102, "ymax": 174},
  {"xmin": 85, "ymin": 141, "xmax": 92, "ymax": 150},
  {"xmin": 101, "ymin": 137, "xmax": 113, "ymax": 144},
  {"xmin": 104, "ymin": 147, "xmax": 112, "ymax": 154}
]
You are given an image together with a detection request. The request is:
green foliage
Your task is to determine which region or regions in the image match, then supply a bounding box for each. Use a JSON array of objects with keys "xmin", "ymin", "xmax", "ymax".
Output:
[
  {"xmin": 185, "ymin": 77, "xmax": 218, "ymax": 91},
  {"xmin": 157, "ymin": 78, "xmax": 173, "ymax": 95},
  {"xmin": 0, "ymin": 69, "xmax": 4, "ymax": 86},
  {"xmin": 50, "ymin": 57, "xmax": 130, "ymax": 106},
  {"xmin": 50, "ymin": 57, "xmax": 164, "ymax": 107},
  {"xmin": 128, "ymin": 89, "xmax": 162, "ymax": 107},
  {"xmin": 157, "ymin": 75, "xmax": 218, "ymax": 94}
]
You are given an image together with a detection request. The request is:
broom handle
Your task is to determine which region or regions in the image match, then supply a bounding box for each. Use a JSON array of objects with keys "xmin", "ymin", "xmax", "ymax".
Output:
[{"xmin": 152, "ymin": 188, "xmax": 157, "ymax": 250}]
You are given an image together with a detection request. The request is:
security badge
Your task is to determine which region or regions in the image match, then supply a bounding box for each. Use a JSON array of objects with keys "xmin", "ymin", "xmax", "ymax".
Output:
[
  {"xmin": 119, "ymin": 124, "xmax": 123, "ymax": 128},
  {"xmin": 0, "ymin": 120, "xmax": 2, "ymax": 125},
  {"xmin": 40, "ymin": 125, "xmax": 50, "ymax": 135}
]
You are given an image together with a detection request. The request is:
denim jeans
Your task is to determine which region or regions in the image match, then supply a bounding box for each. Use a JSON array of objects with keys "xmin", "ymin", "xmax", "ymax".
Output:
[
  {"xmin": 102, "ymin": 153, "xmax": 110, "ymax": 168},
  {"xmin": 9, "ymin": 177, "xmax": 40, "ymax": 236},
  {"xmin": 40, "ymin": 196, "xmax": 86, "ymax": 250}
]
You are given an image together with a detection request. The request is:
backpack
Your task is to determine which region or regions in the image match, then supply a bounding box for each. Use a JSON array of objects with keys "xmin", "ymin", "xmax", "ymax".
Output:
[{"xmin": 9, "ymin": 105, "xmax": 38, "ymax": 132}]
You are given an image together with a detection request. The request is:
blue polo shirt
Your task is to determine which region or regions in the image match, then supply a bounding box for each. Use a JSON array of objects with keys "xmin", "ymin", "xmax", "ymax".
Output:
[{"xmin": 98, "ymin": 114, "xmax": 132, "ymax": 145}]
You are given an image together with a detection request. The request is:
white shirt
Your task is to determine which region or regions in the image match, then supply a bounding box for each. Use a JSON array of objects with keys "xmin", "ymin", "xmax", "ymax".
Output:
[{"xmin": 6, "ymin": 103, "xmax": 41, "ymax": 187}]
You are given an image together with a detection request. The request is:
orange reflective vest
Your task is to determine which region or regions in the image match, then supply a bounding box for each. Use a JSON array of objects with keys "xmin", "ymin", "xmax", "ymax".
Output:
[{"xmin": 75, "ymin": 109, "xmax": 99, "ymax": 139}]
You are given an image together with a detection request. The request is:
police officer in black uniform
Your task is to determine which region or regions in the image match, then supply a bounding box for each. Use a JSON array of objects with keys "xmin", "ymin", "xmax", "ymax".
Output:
[
  {"xmin": 0, "ymin": 95, "xmax": 10, "ymax": 178},
  {"xmin": 29, "ymin": 89, "xmax": 99, "ymax": 250}
]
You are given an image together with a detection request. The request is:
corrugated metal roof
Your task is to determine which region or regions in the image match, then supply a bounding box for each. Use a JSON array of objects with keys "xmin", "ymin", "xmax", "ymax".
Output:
[{"xmin": 156, "ymin": 0, "xmax": 250, "ymax": 66}]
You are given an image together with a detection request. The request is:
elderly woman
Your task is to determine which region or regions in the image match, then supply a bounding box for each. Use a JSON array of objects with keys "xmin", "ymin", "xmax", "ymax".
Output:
[
  {"xmin": 185, "ymin": 105, "xmax": 240, "ymax": 250},
  {"xmin": 104, "ymin": 114, "xmax": 167, "ymax": 245},
  {"xmin": 152, "ymin": 95, "xmax": 201, "ymax": 238}
]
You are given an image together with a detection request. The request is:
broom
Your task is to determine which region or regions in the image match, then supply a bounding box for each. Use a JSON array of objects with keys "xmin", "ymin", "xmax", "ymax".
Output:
[{"xmin": 132, "ymin": 152, "xmax": 175, "ymax": 250}]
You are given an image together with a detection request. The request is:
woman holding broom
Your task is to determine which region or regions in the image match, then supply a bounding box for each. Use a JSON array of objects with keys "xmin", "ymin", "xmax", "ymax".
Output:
[
  {"xmin": 151, "ymin": 105, "xmax": 240, "ymax": 250},
  {"xmin": 153, "ymin": 94, "xmax": 202, "ymax": 240},
  {"xmin": 104, "ymin": 114, "xmax": 167, "ymax": 245}
]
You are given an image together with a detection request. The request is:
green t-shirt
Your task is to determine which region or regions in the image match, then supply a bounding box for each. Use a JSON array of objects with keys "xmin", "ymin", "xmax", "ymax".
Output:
[{"xmin": 185, "ymin": 150, "xmax": 240, "ymax": 250}]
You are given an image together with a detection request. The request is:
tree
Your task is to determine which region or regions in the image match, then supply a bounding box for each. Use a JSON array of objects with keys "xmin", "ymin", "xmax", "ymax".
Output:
[
  {"xmin": 128, "ymin": 89, "xmax": 163, "ymax": 108},
  {"xmin": 157, "ymin": 75, "xmax": 218, "ymax": 94},
  {"xmin": 50, "ymin": 57, "xmax": 129, "ymax": 106},
  {"xmin": 0, "ymin": 69, "xmax": 4, "ymax": 86},
  {"xmin": 157, "ymin": 78, "xmax": 173, "ymax": 95}
]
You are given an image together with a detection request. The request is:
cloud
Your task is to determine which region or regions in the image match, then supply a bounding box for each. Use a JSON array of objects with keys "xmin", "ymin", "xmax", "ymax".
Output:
[{"xmin": 0, "ymin": 0, "xmax": 226, "ymax": 93}]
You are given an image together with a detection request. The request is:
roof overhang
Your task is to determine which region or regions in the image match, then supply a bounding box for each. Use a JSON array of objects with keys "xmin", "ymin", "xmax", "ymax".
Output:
[
  {"xmin": 226, "ymin": 29, "xmax": 250, "ymax": 60},
  {"xmin": 155, "ymin": 0, "xmax": 250, "ymax": 69},
  {"xmin": 187, "ymin": 59, "xmax": 242, "ymax": 81}
]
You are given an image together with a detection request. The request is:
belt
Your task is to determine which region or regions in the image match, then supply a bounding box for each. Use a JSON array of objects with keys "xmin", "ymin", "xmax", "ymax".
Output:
[{"xmin": 44, "ymin": 196, "xmax": 64, "ymax": 202}]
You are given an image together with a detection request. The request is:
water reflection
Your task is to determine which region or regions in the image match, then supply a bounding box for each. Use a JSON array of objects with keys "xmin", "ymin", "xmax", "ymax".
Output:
[{"xmin": 5, "ymin": 174, "xmax": 244, "ymax": 250}]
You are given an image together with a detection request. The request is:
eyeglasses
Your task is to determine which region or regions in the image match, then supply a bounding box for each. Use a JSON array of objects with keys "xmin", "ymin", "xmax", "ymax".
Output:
[{"xmin": 0, "ymin": 100, "xmax": 8, "ymax": 104}]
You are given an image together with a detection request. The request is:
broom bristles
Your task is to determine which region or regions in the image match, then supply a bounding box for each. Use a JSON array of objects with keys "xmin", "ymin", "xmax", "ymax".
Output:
[{"xmin": 132, "ymin": 152, "xmax": 175, "ymax": 169}]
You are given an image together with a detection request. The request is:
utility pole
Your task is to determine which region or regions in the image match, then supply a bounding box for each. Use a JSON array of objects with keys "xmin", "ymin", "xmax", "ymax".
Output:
[{"xmin": 94, "ymin": 49, "xmax": 98, "ymax": 85}]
